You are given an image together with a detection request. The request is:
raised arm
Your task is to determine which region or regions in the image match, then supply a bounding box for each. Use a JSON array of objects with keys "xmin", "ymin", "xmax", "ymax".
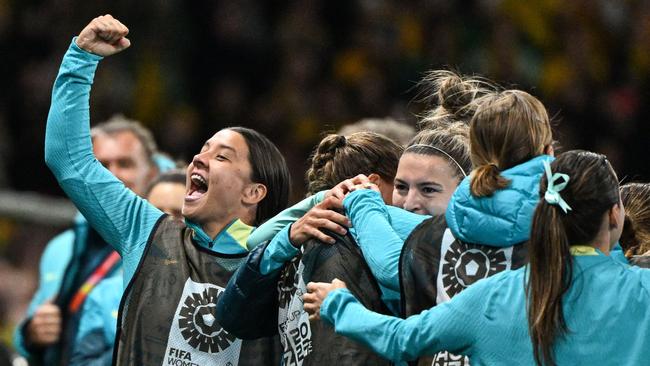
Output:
[{"xmin": 44, "ymin": 15, "xmax": 162, "ymax": 281}]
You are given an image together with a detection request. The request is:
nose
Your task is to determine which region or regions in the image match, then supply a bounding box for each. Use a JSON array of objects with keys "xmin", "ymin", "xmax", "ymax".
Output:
[
  {"xmin": 403, "ymin": 191, "xmax": 421, "ymax": 213},
  {"xmin": 192, "ymin": 151, "xmax": 208, "ymax": 169}
]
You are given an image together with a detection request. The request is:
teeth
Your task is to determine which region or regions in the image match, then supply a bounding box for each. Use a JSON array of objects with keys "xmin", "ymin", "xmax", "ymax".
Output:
[{"xmin": 191, "ymin": 174, "xmax": 207, "ymax": 187}]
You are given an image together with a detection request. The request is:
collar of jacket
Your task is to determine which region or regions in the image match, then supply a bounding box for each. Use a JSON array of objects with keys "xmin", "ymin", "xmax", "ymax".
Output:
[{"xmin": 184, "ymin": 219, "xmax": 252, "ymax": 255}]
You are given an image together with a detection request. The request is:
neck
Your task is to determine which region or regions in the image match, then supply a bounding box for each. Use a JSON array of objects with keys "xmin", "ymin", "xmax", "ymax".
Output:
[
  {"xmin": 585, "ymin": 224, "xmax": 612, "ymax": 255},
  {"xmin": 200, "ymin": 219, "xmax": 235, "ymax": 239},
  {"xmin": 196, "ymin": 208, "xmax": 255, "ymax": 239}
]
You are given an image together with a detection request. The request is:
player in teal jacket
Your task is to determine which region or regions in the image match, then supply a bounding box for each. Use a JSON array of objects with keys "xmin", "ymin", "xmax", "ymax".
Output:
[
  {"xmin": 43, "ymin": 15, "xmax": 290, "ymax": 366},
  {"xmin": 305, "ymin": 150, "xmax": 650, "ymax": 365}
]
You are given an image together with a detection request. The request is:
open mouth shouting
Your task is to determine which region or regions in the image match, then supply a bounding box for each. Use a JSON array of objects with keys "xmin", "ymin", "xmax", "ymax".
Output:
[{"xmin": 186, "ymin": 172, "xmax": 208, "ymax": 202}]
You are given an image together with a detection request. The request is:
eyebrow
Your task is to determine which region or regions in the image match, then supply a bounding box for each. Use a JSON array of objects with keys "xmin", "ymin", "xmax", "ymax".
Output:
[
  {"xmin": 204, "ymin": 141, "xmax": 238, "ymax": 156},
  {"xmin": 417, "ymin": 181, "xmax": 443, "ymax": 189},
  {"xmin": 395, "ymin": 178, "xmax": 443, "ymax": 189}
]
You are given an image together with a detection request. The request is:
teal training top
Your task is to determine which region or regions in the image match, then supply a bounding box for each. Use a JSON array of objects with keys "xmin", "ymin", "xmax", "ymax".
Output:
[
  {"xmin": 321, "ymin": 251, "xmax": 650, "ymax": 365},
  {"xmin": 44, "ymin": 39, "xmax": 249, "ymax": 286}
]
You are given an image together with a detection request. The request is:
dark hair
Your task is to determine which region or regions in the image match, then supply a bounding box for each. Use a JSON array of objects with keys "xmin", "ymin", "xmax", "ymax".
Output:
[
  {"xmin": 145, "ymin": 169, "xmax": 187, "ymax": 198},
  {"xmin": 305, "ymin": 132, "xmax": 403, "ymax": 195},
  {"xmin": 418, "ymin": 70, "xmax": 497, "ymax": 130},
  {"xmin": 526, "ymin": 150, "xmax": 619, "ymax": 366},
  {"xmin": 226, "ymin": 127, "xmax": 291, "ymax": 226},
  {"xmin": 404, "ymin": 123, "xmax": 471, "ymax": 181},
  {"xmin": 470, "ymin": 90, "xmax": 553, "ymax": 197},
  {"xmin": 91, "ymin": 114, "xmax": 158, "ymax": 166},
  {"xmin": 620, "ymin": 183, "xmax": 650, "ymax": 257}
]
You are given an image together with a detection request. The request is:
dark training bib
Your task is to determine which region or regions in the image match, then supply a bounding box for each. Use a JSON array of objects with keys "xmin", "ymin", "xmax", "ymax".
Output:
[
  {"xmin": 399, "ymin": 216, "xmax": 528, "ymax": 366},
  {"xmin": 113, "ymin": 216, "xmax": 280, "ymax": 366},
  {"xmin": 276, "ymin": 230, "xmax": 393, "ymax": 366}
]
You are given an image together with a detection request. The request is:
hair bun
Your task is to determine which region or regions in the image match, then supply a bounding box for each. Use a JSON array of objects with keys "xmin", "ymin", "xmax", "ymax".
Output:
[
  {"xmin": 418, "ymin": 70, "xmax": 498, "ymax": 129},
  {"xmin": 317, "ymin": 134, "xmax": 346, "ymax": 155}
]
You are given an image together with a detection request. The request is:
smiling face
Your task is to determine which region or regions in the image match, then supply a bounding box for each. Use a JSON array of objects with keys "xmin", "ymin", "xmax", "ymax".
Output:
[
  {"xmin": 392, "ymin": 153, "xmax": 462, "ymax": 216},
  {"xmin": 183, "ymin": 129, "xmax": 255, "ymax": 232}
]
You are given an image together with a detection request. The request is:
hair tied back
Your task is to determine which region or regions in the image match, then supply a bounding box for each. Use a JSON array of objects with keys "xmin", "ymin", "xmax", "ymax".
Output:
[{"xmin": 543, "ymin": 160, "xmax": 572, "ymax": 214}]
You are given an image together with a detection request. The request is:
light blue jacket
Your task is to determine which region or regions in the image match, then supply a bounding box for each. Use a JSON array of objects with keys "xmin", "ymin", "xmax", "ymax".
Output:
[
  {"xmin": 320, "ymin": 251, "xmax": 650, "ymax": 365},
  {"xmin": 446, "ymin": 155, "xmax": 552, "ymax": 247},
  {"xmin": 12, "ymin": 214, "xmax": 123, "ymax": 359},
  {"xmin": 12, "ymin": 224, "xmax": 76, "ymax": 357},
  {"xmin": 69, "ymin": 276, "xmax": 123, "ymax": 366}
]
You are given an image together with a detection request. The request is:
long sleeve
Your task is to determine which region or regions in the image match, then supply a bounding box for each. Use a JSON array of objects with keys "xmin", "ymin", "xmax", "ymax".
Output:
[
  {"xmin": 320, "ymin": 287, "xmax": 480, "ymax": 363},
  {"xmin": 343, "ymin": 190, "xmax": 428, "ymax": 293},
  {"xmin": 259, "ymin": 224, "xmax": 299, "ymax": 275},
  {"xmin": 44, "ymin": 39, "xmax": 163, "ymax": 283},
  {"xmin": 246, "ymin": 191, "xmax": 326, "ymax": 249}
]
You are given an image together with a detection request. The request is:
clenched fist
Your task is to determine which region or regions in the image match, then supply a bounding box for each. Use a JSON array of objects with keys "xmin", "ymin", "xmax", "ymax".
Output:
[
  {"xmin": 26, "ymin": 302, "xmax": 62, "ymax": 346},
  {"xmin": 76, "ymin": 14, "xmax": 130, "ymax": 56}
]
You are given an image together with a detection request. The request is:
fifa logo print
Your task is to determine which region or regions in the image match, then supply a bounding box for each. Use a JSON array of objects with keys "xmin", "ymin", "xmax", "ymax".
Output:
[{"xmin": 164, "ymin": 278, "xmax": 242, "ymax": 366}]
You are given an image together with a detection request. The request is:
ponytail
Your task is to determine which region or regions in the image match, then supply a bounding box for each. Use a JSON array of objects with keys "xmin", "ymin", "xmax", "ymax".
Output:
[
  {"xmin": 468, "ymin": 90, "xmax": 553, "ymax": 198},
  {"xmin": 525, "ymin": 151, "xmax": 620, "ymax": 366},
  {"xmin": 469, "ymin": 164, "xmax": 510, "ymax": 197},
  {"xmin": 526, "ymin": 202, "xmax": 573, "ymax": 366}
]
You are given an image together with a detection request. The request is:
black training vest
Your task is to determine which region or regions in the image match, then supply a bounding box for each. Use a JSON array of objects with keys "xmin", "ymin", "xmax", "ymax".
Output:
[
  {"xmin": 276, "ymin": 231, "xmax": 393, "ymax": 366},
  {"xmin": 399, "ymin": 215, "xmax": 528, "ymax": 366},
  {"xmin": 113, "ymin": 216, "xmax": 280, "ymax": 366}
]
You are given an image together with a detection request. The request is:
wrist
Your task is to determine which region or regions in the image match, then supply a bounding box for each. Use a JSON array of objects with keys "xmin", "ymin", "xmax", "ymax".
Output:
[{"xmin": 288, "ymin": 223, "xmax": 301, "ymax": 248}]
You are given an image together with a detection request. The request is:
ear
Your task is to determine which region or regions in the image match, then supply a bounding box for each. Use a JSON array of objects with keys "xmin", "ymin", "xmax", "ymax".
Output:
[
  {"xmin": 147, "ymin": 165, "xmax": 160, "ymax": 182},
  {"xmin": 368, "ymin": 173, "xmax": 382, "ymax": 186},
  {"xmin": 242, "ymin": 183, "xmax": 267, "ymax": 206},
  {"xmin": 543, "ymin": 144, "xmax": 554, "ymax": 157},
  {"xmin": 608, "ymin": 202, "xmax": 623, "ymax": 230}
]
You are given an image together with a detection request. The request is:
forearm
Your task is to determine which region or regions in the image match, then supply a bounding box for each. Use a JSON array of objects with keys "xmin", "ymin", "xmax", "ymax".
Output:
[
  {"xmin": 44, "ymin": 39, "xmax": 162, "ymax": 265},
  {"xmin": 321, "ymin": 288, "xmax": 477, "ymax": 363},
  {"xmin": 320, "ymin": 289, "xmax": 425, "ymax": 362},
  {"xmin": 259, "ymin": 224, "xmax": 299, "ymax": 275},
  {"xmin": 247, "ymin": 191, "xmax": 326, "ymax": 249},
  {"xmin": 386, "ymin": 206, "xmax": 430, "ymax": 241},
  {"xmin": 344, "ymin": 190, "xmax": 403, "ymax": 292}
]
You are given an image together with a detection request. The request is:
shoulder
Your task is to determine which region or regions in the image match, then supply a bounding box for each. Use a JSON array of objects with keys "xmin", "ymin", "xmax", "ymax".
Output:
[
  {"xmin": 44, "ymin": 228, "xmax": 75, "ymax": 253},
  {"xmin": 619, "ymin": 263, "xmax": 650, "ymax": 296},
  {"xmin": 40, "ymin": 229, "xmax": 75, "ymax": 273}
]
